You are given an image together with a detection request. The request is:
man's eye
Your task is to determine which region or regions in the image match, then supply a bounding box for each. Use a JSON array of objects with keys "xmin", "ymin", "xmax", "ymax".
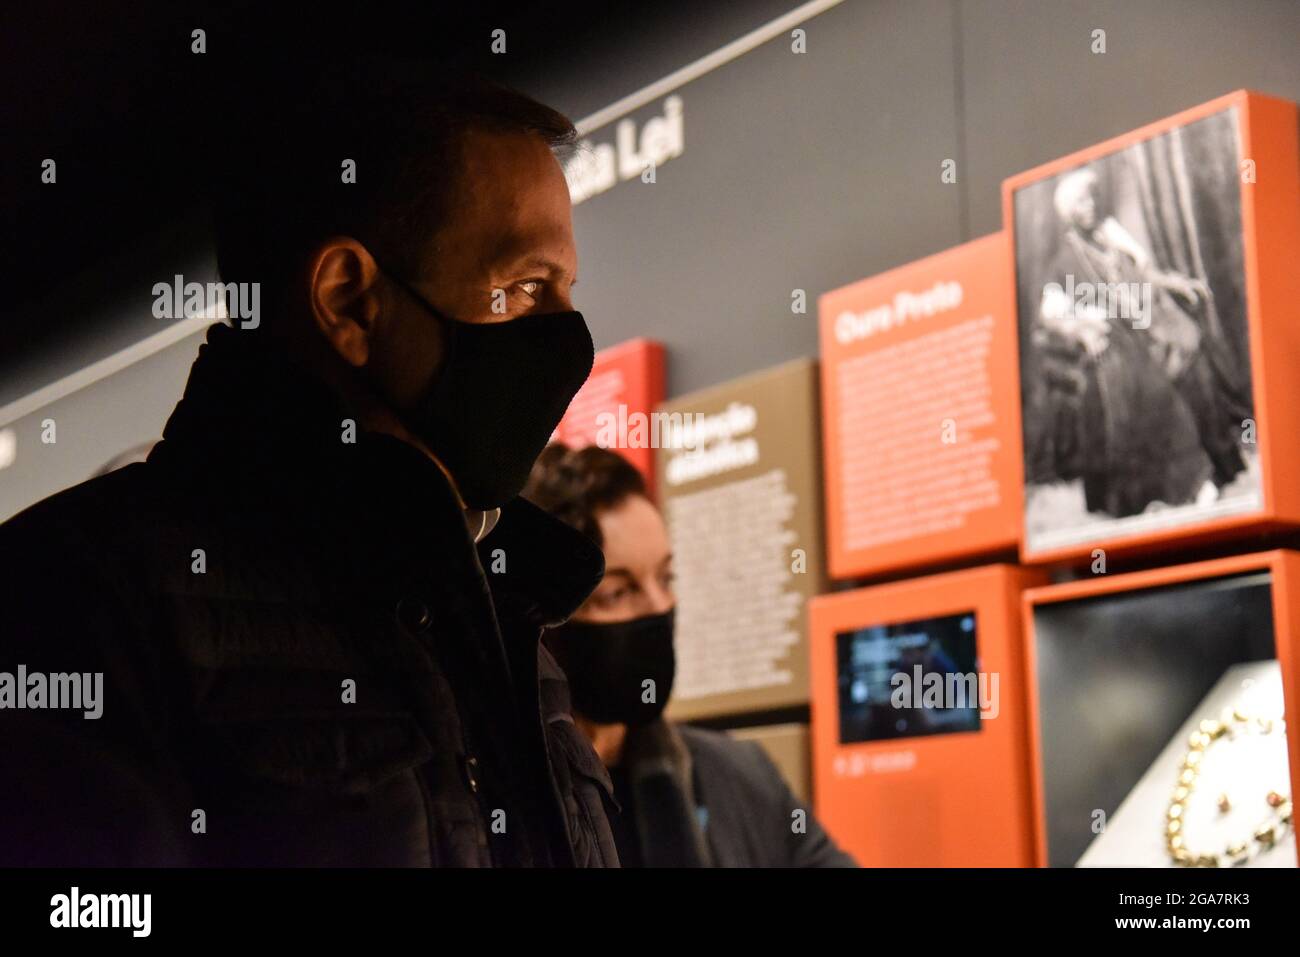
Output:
[{"xmin": 518, "ymin": 280, "xmax": 542, "ymax": 299}]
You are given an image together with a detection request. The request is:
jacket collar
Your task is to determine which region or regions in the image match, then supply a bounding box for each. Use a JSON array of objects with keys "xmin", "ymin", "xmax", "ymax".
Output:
[
  {"xmin": 478, "ymin": 495, "xmax": 605, "ymax": 629},
  {"xmin": 152, "ymin": 322, "xmax": 603, "ymax": 623}
]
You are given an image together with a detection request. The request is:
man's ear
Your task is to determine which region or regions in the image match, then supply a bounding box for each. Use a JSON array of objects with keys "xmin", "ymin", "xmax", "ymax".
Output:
[{"xmin": 306, "ymin": 237, "xmax": 382, "ymax": 368}]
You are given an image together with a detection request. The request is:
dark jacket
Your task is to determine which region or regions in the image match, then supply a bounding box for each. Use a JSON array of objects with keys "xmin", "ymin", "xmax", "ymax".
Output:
[
  {"xmin": 615, "ymin": 719, "xmax": 856, "ymax": 868},
  {"xmin": 0, "ymin": 323, "xmax": 619, "ymax": 867}
]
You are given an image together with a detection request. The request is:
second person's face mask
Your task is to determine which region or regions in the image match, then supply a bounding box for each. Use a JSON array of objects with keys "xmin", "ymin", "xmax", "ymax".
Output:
[
  {"xmin": 546, "ymin": 608, "xmax": 676, "ymax": 726},
  {"xmin": 386, "ymin": 272, "xmax": 594, "ymax": 509}
]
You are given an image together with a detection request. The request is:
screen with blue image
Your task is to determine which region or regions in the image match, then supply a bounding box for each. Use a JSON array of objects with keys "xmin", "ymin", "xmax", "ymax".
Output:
[{"xmin": 836, "ymin": 611, "xmax": 982, "ymax": 744}]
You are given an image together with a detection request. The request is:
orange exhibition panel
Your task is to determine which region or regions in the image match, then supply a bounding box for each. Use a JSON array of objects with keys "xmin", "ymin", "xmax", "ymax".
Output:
[
  {"xmin": 1005, "ymin": 91, "xmax": 1300, "ymax": 564},
  {"xmin": 1022, "ymin": 551, "xmax": 1300, "ymax": 869},
  {"xmin": 818, "ymin": 234, "xmax": 1023, "ymax": 580},
  {"xmin": 809, "ymin": 564, "xmax": 1046, "ymax": 867},
  {"xmin": 550, "ymin": 337, "xmax": 665, "ymax": 498}
]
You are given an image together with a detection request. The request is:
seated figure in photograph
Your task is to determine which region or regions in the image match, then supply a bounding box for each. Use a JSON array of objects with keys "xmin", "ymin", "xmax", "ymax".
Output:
[
  {"xmin": 1036, "ymin": 167, "xmax": 1247, "ymax": 518},
  {"xmin": 523, "ymin": 443, "xmax": 856, "ymax": 868}
]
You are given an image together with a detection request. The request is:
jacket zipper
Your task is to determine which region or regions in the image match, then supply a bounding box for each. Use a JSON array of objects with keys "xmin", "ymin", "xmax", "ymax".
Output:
[{"xmin": 456, "ymin": 721, "xmax": 498, "ymax": 866}]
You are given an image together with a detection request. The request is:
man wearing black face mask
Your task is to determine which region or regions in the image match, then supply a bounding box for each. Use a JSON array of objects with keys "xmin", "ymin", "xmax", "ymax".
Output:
[
  {"xmin": 0, "ymin": 60, "xmax": 619, "ymax": 867},
  {"xmin": 524, "ymin": 444, "xmax": 856, "ymax": 868}
]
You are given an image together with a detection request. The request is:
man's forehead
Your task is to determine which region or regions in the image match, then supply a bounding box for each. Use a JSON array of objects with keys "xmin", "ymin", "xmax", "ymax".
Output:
[
  {"xmin": 450, "ymin": 129, "xmax": 575, "ymax": 268},
  {"xmin": 457, "ymin": 128, "xmax": 567, "ymax": 200}
]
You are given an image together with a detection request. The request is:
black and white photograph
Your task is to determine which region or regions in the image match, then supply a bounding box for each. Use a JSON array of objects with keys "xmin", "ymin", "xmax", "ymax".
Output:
[{"xmin": 1013, "ymin": 109, "xmax": 1259, "ymax": 554}]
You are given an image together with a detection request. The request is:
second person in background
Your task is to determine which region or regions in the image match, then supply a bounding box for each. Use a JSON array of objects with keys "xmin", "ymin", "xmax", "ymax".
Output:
[{"xmin": 524, "ymin": 443, "xmax": 856, "ymax": 867}]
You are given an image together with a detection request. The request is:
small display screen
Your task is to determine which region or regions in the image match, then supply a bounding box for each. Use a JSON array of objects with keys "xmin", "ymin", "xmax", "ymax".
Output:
[{"xmin": 835, "ymin": 611, "xmax": 982, "ymax": 744}]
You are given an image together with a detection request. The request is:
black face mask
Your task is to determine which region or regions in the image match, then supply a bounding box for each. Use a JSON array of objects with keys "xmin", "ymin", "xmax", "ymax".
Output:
[
  {"xmin": 546, "ymin": 609, "xmax": 676, "ymax": 726},
  {"xmin": 386, "ymin": 273, "xmax": 594, "ymax": 509}
]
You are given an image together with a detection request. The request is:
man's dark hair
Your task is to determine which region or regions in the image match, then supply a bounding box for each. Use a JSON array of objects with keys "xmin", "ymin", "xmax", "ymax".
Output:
[
  {"xmin": 211, "ymin": 58, "xmax": 576, "ymax": 307},
  {"xmin": 521, "ymin": 443, "xmax": 649, "ymax": 550}
]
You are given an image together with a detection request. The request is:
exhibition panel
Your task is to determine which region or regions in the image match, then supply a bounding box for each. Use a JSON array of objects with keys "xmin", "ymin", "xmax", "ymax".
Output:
[
  {"xmin": 819, "ymin": 233, "xmax": 1022, "ymax": 579},
  {"xmin": 550, "ymin": 337, "xmax": 665, "ymax": 495},
  {"xmin": 803, "ymin": 88, "xmax": 1300, "ymax": 872},
  {"xmin": 1023, "ymin": 551, "xmax": 1300, "ymax": 868},
  {"xmin": 809, "ymin": 564, "xmax": 1047, "ymax": 866},
  {"xmin": 657, "ymin": 359, "xmax": 826, "ymax": 721},
  {"xmin": 1004, "ymin": 91, "xmax": 1300, "ymax": 564}
]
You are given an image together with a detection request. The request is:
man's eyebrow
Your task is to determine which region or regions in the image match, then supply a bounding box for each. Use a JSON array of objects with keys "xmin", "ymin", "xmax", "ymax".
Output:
[
  {"xmin": 506, "ymin": 254, "xmax": 575, "ymax": 282},
  {"xmin": 601, "ymin": 568, "xmax": 634, "ymax": 582}
]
